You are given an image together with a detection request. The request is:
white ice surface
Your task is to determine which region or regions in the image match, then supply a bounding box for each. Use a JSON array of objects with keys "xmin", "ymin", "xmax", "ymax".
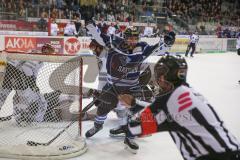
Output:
[
  {"xmin": 1, "ymin": 52, "xmax": 240, "ymax": 160},
  {"xmin": 72, "ymin": 53, "xmax": 240, "ymax": 160}
]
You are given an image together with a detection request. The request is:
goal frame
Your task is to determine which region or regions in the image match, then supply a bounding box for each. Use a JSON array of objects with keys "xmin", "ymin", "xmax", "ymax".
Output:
[{"xmin": 0, "ymin": 50, "xmax": 92, "ymax": 159}]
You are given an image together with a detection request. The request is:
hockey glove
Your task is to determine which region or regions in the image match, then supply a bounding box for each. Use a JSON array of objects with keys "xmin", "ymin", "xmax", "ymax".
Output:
[{"xmin": 128, "ymin": 107, "xmax": 158, "ymax": 137}]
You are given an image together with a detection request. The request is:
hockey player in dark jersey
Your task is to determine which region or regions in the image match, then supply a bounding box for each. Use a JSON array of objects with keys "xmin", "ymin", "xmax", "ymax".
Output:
[
  {"xmin": 85, "ymin": 24, "xmax": 176, "ymax": 150},
  {"xmin": 88, "ymin": 37, "xmax": 154, "ymax": 135},
  {"xmin": 119, "ymin": 55, "xmax": 240, "ymax": 159}
]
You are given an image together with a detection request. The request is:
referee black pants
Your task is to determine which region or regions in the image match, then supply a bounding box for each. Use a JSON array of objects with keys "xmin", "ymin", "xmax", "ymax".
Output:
[{"xmin": 185, "ymin": 43, "xmax": 196, "ymax": 57}]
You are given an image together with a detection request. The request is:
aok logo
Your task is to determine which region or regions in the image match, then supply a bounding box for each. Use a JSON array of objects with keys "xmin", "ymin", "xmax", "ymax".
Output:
[
  {"xmin": 65, "ymin": 38, "xmax": 81, "ymax": 55},
  {"xmin": 5, "ymin": 37, "xmax": 36, "ymax": 51}
]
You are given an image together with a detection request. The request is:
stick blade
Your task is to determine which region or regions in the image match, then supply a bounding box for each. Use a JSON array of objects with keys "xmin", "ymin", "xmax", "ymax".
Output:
[
  {"xmin": 0, "ymin": 115, "xmax": 12, "ymax": 122},
  {"xmin": 27, "ymin": 141, "xmax": 46, "ymax": 146}
]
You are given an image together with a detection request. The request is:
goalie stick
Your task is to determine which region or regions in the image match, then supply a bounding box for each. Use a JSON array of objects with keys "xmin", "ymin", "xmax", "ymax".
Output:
[
  {"xmin": 26, "ymin": 70, "xmax": 130, "ymax": 147},
  {"xmin": 26, "ymin": 99, "xmax": 95, "ymax": 146},
  {"xmin": 0, "ymin": 115, "xmax": 12, "ymax": 121},
  {"xmin": 26, "ymin": 72, "xmax": 126, "ymax": 147},
  {"xmin": 26, "ymin": 40, "xmax": 166, "ymax": 146}
]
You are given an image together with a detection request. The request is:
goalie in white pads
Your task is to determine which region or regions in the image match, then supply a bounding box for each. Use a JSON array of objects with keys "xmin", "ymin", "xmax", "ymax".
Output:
[
  {"xmin": 119, "ymin": 55, "xmax": 240, "ymax": 159},
  {"xmin": 0, "ymin": 44, "xmax": 55, "ymax": 125}
]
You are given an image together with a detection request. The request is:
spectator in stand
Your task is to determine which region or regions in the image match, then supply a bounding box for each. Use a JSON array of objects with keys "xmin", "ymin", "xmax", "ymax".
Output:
[
  {"xmin": 56, "ymin": 0, "xmax": 63, "ymax": 9},
  {"xmin": 78, "ymin": 22, "xmax": 87, "ymax": 37},
  {"xmin": 114, "ymin": 21, "xmax": 123, "ymax": 37},
  {"xmin": 114, "ymin": 20, "xmax": 120, "ymax": 31},
  {"xmin": 74, "ymin": 16, "xmax": 82, "ymax": 36},
  {"xmin": 40, "ymin": 8, "xmax": 49, "ymax": 18},
  {"xmin": 107, "ymin": 12, "xmax": 115, "ymax": 22},
  {"xmin": 107, "ymin": 23, "xmax": 116, "ymax": 36},
  {"xmin": 97, "ymin": 20, "xmax": 108, "ymax": 34},
  {"xmin": 143, "ymin": 22, "xmax": 153, "ymax": 37},
  {"xmin": 37, "ymin": 13, "xmax": 48, "ymax": 31},
  {"xmin": 18, "ymin": 4, "xmax": 26, "ymax": 17},
  {"xmin": 51, "ymin": 7, "xmax": 58, "ymax": 19},
  {"xmin": 64, "ymin": 20, "xmax": 77, "ymax": 36},
  {"xmin": 153, "ymin": 25, "xmax": 161, "ymax": 37},
  {"xmin": 127, "ymin": 21, "xmax": 134, "ymax": 29},
  {"xmin": 50, "ymin": 18, "xmax": 59, "ymax": 36}
]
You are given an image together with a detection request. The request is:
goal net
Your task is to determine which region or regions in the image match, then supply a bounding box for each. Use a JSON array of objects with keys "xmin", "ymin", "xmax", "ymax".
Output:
[{"xmin": 0, "ymin": 51, "xmax": 93, "ymax": 159}]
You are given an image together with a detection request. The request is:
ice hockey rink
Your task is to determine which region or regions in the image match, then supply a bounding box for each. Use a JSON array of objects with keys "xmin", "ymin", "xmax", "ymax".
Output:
[
  {"xmin": 0, "ymin": 52, "xmax": 240, "ymax": 160},
  {"xmin": 74, "ymin": 52, "xmax": 240, "ymax": 160}
]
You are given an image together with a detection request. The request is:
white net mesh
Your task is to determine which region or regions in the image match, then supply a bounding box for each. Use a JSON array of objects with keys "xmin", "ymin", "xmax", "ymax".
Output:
[{"xmin": 0, "ymin": 51, "xmax": 88, "ymax": 159}]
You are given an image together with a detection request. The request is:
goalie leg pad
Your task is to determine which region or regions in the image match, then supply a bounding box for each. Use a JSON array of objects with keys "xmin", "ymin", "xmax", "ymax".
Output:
[
  {"xmin": 0, "ymin": 89, "xmax": 12, "ymax": 108},
  {"xmin": 13, "ymin": 88, "xmax": 48, "ymax": 124}
]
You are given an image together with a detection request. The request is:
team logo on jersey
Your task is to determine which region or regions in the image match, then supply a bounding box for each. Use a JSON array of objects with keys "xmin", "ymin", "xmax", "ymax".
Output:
[
  {"xmin": 119, "ymin": 56, "xmax": 131, "ymax": 66},
  {"xmin": 178, "ymin": 92, "xmax": 192, "ymax": 112}
]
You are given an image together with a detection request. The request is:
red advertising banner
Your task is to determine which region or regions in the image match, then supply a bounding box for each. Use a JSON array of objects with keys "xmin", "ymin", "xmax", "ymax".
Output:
[
  {"xmin": 4, "ymin": 36, "xmax": 91, "ymax": 55},
  {"xmin": 5, "ymin": 36, "xmax": 64, "ymax": 54},
  {"xmin": 36, "ymin": 38, "xmax": 64, "ymax": 54},
  {"xmin": 5, "ymin": 37, "xmax": 37, "ymax": 52},
  {"xmin": 0, "ymin": 20, "xmax": 33, "ymax": 31},
  {"xmin": 64, "ymin": 37, "xmax": 90, "ymax": 55}
]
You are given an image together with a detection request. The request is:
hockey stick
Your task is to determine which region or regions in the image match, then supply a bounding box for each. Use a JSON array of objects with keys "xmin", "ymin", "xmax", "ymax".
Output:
[
  {"xmin": 26, "ymin": 72, "xmax": 127, "ymax": 147},
  {"xmin": 27, "ymin": 100, "xmax": 95, "ymax": 146},
  {"xmin": 26, "ymin": 41, "xmax": 166, "ymax": 146},
  {"xmin": 0, "ymin": 115, "xmax": 12, "ymax": 121}
]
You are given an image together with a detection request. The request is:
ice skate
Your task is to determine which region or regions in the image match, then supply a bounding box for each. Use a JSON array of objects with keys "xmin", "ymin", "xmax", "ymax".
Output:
[
  {"xmin": 124, "ymin": 137, "xmax": 139, "ymax": 154},
  {"xmin": 85, "ymin": 123, "xmax": 103, "ymax": 138}
]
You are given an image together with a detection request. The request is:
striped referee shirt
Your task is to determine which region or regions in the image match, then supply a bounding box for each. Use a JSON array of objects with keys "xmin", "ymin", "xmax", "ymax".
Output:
[{"xmin": 134, "ymin": 85, "xmax": 240, "ymax": 160}]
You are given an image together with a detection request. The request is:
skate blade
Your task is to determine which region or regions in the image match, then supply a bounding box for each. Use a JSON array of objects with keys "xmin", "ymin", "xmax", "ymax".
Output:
[
  {"xmin": 124, "ymin": 144, "xmax": 138, "ymax": 154},
  {"xmin": 140, "ymin": 134, "xmax": 152, "ymax": 138},
  {"xmin": 109, "ymin": 133, "xmax": 125, "ymax": 138}
]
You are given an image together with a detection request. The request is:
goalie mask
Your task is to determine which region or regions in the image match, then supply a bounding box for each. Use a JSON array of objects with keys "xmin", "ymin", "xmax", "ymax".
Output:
[
  {"xmin": 42, "ymin": 43, "xmax": 55, "ymax": 54},
  {"xmin": 154, "ymin": 55, "xmax": 188, "ymax": 91},
  {"xmin": 124, "ymin": 28, "xmax": 139, "ymax": 51}
]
